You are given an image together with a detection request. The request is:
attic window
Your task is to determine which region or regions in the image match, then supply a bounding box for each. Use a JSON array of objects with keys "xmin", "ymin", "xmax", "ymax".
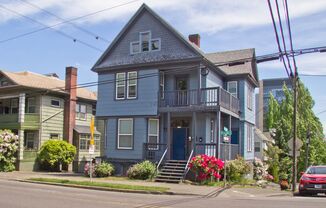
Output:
[
  {"xmin": 130, "ymin": 31, "xmax": 161, "ymax": 54},
  {"xmin": 0, "ymin": 81, "xmax": 9, "ymax": 86}
]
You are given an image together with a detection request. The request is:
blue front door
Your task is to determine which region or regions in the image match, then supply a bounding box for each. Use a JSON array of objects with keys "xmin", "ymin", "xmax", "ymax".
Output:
[{"xmin": 172, "ymin": 128, "xmax": 187, "ymax": 160}]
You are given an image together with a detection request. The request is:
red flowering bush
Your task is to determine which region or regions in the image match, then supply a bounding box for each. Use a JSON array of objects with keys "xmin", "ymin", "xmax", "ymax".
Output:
[{"xmin": 188, "ymin": 154, "xmax": 224, "ymax": 181}]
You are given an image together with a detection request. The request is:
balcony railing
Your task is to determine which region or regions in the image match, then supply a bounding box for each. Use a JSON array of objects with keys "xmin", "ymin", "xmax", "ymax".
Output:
[
  {"xmin": 194, "ymin": 143, "xmax": 239, "ymax": 160},
  {"xmin": 143, "ymin": 143, "xmax": 167, "ymax": 162},
  {"xmin": 159, "ymin": 87, "xmax": 240, "ymax": 114}
]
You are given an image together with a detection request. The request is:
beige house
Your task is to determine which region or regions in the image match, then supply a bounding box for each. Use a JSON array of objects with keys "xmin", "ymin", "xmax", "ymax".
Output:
[{"xmin": 0, "ymin": 67, "xmax": 102, "ymax": 172}]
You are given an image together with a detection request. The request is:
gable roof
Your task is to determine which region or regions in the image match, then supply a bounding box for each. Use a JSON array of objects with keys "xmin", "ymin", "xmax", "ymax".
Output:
[
  {"xmin": 91, "ymin": 3, "xmax": 205, "ymax": 71},
  {"xmin": 0, "ymin": 70, "xmax": 97, "ymax": 101},
  {"xmin": 205, "ymin": 48, "xmax": 259, "ymax": 85}
]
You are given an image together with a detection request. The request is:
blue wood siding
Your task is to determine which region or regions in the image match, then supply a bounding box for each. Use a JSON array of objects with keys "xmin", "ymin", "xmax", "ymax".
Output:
[
  {"xmin": 238, "ymin": 80, "xmax": 255, "ymax": 124},
  {"xmin": 96, "ymin": 10, "xmax": 198, "ymax": 69},
  {"xmin": 96, "ymin": 69, "xmax": 159, "ymax": 117},
  {"xmin": 206, "ymin": 70, "xmax": 223, "ymax": 88},
  {"xmin": 105, "ymin": 117, "xmax": 147, "ymax": 160}
]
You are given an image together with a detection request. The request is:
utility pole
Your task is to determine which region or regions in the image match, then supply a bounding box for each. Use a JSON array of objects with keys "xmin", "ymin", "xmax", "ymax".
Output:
[
  {"xmin": 292, "ymin": 73, "xmax": 298, "ymax": 193},
  {"xmin": 305, "ymin": 126, "xmax": 311, "ymax": 170}
]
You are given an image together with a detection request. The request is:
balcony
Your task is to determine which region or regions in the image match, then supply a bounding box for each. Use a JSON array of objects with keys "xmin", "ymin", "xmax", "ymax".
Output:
[
  {"xmin": 159, "ymin": 87, "xmax": 240, "ymax": 114},
  {"xmin": 0, "ymin": 113, "xmax": 40, "ymax": 130}
]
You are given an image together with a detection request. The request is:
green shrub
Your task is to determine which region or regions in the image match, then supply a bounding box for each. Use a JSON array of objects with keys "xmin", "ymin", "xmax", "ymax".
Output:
[
  {"xmin": 225, "ymin": 157, "xmax": 251, "ymax": 182},
  {"xmin": 38, "ymin": 140, "xmax": 76, "ymax": 170},
  {"xmin": 95, "ymin": 162, "xmax": 115, "ymax": 177},
  {"xmin": 0, "ymin": 130, "xmax": 19, "ymax": 172},
  {"xmin": 127, "ymin": 160, "xmax": 156, "ymax": 180}
]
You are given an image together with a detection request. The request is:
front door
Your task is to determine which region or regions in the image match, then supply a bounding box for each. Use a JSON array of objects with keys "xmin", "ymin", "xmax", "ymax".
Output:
[{"xmin": 172, "ymin": 128, "xmax": 187, "ymax": 160}]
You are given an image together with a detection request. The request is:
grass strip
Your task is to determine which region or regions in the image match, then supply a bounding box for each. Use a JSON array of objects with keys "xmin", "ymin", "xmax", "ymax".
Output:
[{"xmin": 28, "ymin": 178, "xmax": 169, "ymax": 192}]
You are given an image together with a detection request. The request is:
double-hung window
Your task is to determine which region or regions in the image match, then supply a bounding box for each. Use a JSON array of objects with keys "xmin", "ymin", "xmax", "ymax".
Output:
[
  {"xmin": 116, "ymin": 72, "xmax": 137, "ymax": 99},
  {"xmin": 76, "ymin": 103, "xmax": 87, "ymax": 120},
  {"xmin": 247, "ymin": 85, "xmax": 253, "ymax": 110},
  {"xmin": 227, "ymin": 81, "xmax": 238, "ymax": 98},
  {"xmin": 127, "ymin": 72, "xmax": 137, "ymax": 99},
  {"xmin": 11, "ymin": 98, "xmax": 18, "ymax": 114},
  {"xmin": 24, "ymin": 132, "xmax": 35, "ymax": 150},
  {"xmin": 116, "ymin": 73, "xmax": 126, "ymax": 99},
  {"xmin": 247, "ymin": 124, "xmax": 253, "ymax": 152},
  {"xmin": 118, "ymin": 118, "xmax": 133, "ymax": 149},
  {"xmin": 27, "ymin": 97, "xmax": 36, "ymax": 113},
  {"xmin": 148, "ymin": 119, "xmax": 159, "ymax": 150}
]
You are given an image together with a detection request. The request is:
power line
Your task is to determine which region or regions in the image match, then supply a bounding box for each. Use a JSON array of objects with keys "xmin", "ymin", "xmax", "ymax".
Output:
[
  {"xmin": 17, "ymin": 0, "xmax": 110, "ymax": 43},
  {"xmin": 0, "ymin": 0, "xmax": 140, "ymax": 44},
  {"xmin": 266, "ymin": 0, "xmax": 291, "ymax": 77},
  {"xmin": 0, "ymin": 4, "xmax": 104, "ymax": 52}
]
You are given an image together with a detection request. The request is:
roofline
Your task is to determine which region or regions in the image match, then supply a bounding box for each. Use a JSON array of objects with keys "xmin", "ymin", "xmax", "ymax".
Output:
[{"xmin": 91, "ymin": 3, "xmax": 205, "ymax": 72}]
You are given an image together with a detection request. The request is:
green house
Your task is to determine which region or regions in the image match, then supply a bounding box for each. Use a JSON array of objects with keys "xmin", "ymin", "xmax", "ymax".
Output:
[{"xmin": 0, "ymin": 67, "xmax": 102, "ymax": 172}]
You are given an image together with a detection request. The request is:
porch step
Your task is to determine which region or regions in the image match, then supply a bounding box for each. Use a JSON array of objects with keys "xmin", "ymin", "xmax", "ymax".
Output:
[{"xmin": 155, "ymin": 160, "xmax": 188, "ymax": 183}]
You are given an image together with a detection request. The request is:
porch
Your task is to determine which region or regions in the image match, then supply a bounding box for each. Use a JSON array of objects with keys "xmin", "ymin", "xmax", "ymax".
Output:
[{"xmin": 143, "ymin": 111, "xmax": 241, "ymax": 163}]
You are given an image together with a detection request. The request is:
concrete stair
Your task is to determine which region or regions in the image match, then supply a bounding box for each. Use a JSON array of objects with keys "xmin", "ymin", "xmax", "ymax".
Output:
[{"xmin": 155, "ymin": 160, "xmax": 187, "ymax": 183}]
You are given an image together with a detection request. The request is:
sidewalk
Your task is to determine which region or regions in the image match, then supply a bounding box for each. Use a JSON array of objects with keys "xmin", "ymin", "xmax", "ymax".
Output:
[{"xmin": 0, "ymin": 171, "xmax": 221, "ymax": 196}]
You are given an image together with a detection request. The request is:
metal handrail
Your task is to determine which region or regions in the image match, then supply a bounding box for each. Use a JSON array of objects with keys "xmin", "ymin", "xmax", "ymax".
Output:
[
  {"xmin": 156, "ymin": 147, "xmax": 168, "ymax": 173},
  {"xmin": 183, "ymin": 148, "xmax": 194, "ymax": 180}
]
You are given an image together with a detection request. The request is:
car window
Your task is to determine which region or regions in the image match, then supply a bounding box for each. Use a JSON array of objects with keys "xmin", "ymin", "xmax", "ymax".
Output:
[{"xmin": 307, "ymin": 167, "xmax": 326, "ymax": 174}]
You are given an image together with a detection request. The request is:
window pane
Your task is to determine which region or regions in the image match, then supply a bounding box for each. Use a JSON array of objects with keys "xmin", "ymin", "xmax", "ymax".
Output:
[
  {"xmin": 131, "ymin": 42, "xmax": 140, "ymax": 54},
  {"xmin": 119, "ymin": 119, "xmax": 132, "ymax": 134},
  {"xmin": 128, "ymin": 72, "xmax": 137, "ymax": 85},
  {"xmin": 117, "ymin": 86, "xmax": 125, "ymax": 99},
  {"xmin": 76, "ymin": 104, "xmax": 80, "ymax": 113},
  {"xmin": 80, "ymin": 105, "xmax": 86, "ymax": 113},
  {"xmin": 151, "ymin": 39, "xmax": 160, "ymax": 50},
  {"xmin": 128, "ymin": 86, "xmax": 136, "ymax": 98},
  {"xmin": 141, "ymin": 32, "xmax": 150, "ymax": 52},
  {"xmin": 51, "ymin": 100, "xmax": 60, "ymax": 107},
  {"xmin": 119, "ymin": 135, "xmax": 132, "ymax": 148},
  {"xmin": 149, "ymin": 120, "xmax": 158, "ymax": 135}
]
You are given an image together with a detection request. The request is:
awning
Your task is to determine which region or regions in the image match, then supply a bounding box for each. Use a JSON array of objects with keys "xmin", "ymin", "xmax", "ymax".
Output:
[{"xmin": 74, "ymin": 125, "xmax": 101, "ymax": 135}]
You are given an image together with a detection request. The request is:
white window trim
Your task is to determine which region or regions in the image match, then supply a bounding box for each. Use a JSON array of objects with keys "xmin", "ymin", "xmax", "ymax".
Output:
[
  {"xmin": 151, "ymin": 38, "xmax": 161, "ymax": 51},
  {"xmin": 76, "ymin": 103, "xmax": 87, "ymax": 120},
  {"xmin": 116, "ymin": 72, "xmax": 126, "ymax": 100},
  {"xmin": 227, "ymin": 81, "xmax": 238, "ymax": 98},
  {"xmin": 51, "ymin": 98, "xmax": 61, "ymax": 108},
  {"xmin": 130, "ymin": 41, "xmax": 140, "ymax": 54},
  {"xmin": 127, "ymin": 71, "xmax": 137, "ymax": 99},
  {"xmin": 247, "ymin": 84, "xmax": 253, "ymax": 110},
  {"xmin": 139, "ymin": 31, "xmax": 151, "ymax": 53},
  {"xmin": 117, "ymin": 118, "xmax": 133, "ymax": 149},
  {"xmin": 148, "ymin": 119, "xmax": 159, "ymax": 150}
]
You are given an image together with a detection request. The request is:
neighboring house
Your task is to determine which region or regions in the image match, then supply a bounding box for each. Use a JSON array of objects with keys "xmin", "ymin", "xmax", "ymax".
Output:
[
  {"xmin": 255, "ymin": 78, "xmax": 291, "ymax": 160},
  {"xmin": 0, "ymin": 67, "xmax": 101, "ymax": 172},
  {"xmin": 92, "ymin": 4, "xmax": 259, "ymax": 174}
]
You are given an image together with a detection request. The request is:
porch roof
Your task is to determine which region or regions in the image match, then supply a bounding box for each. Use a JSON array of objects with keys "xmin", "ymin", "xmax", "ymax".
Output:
[{"xmin": 74, "ymin": 125, "xmax": 101, "ymax": 135}]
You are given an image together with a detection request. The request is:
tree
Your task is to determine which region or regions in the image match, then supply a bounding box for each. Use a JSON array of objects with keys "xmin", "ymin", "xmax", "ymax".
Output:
[
  {"xmin": 38, "ymin": 140, "xmax": 76, "ymax": 170},
  {"xmin": 266, "ymin": 81, "xmax": 326, "ymax": 178},
  {"xmin": 0, "ymin": 130, "xmax": 19, "ymax": 172}
]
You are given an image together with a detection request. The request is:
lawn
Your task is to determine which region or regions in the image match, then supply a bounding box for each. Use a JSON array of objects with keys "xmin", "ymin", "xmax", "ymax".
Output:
[{"xmin": 28, "ymin": 178, "xmax": 169, "ymax": 192}]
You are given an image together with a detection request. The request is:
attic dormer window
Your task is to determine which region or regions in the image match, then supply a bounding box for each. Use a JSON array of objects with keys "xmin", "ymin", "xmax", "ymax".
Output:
[{"xmin": 130, "ymin": 31, "xmax": 161, "ymax": 54}]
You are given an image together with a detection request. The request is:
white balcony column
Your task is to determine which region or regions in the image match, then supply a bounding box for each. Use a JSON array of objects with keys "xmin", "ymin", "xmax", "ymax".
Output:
[
  {"xmin": 216, "ymin": 111, "xmax": 221, "ymax": 158},
  {"xmin": 18, "ymin": 93, "xmax": 25, "ymax": 123},
  {"xmin": 167, "ymin": 112, "xmax": 171, "ymax": 160},
  {"xmin": 18, "ymin": 130, "xmax": 24, "ymax": 160},
  {"xmin": 192, "ymin": 111, "xmax": 197, "ymax": 148}
]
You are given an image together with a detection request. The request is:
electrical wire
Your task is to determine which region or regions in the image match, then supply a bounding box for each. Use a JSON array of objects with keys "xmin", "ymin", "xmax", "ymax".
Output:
[
  {"xmin": 266, "ymin": 0, "xmax": 291, "ymax": 78},
  {"xmin": 0, "ymin": 4, "xmax": 104, "ymax": 52},
  {"xmin": 0, "ymin": 0, "xmax": 140, "ymax": 44},
  {"xmin": 16, "ymin": 0, "xmax": 110, "ymax": 43}
]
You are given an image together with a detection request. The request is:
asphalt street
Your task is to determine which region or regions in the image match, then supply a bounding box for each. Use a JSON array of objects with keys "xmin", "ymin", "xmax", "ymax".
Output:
[{"xmin": 1, "ymin": 179, "xmax": 325, "ymax": 208}]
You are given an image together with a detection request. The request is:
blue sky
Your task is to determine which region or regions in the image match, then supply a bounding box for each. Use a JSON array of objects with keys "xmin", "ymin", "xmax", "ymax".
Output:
[{"xmin": 0, "ymin": 0, "xmax": 326, "ymax": 133}]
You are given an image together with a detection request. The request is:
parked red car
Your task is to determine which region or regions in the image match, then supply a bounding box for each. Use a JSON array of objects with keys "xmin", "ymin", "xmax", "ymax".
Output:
[{"xmin": 299, "ymin": 166, "xmax": 326, "ymax": 196}]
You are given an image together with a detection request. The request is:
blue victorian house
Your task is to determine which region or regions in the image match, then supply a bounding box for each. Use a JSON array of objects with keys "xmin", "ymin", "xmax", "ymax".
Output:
[{"xmin": 92, "ymin": 4, "xmax": 258, "ymax": 181}]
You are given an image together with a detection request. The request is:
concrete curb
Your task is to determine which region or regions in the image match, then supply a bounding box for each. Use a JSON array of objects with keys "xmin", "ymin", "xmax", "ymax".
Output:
[{"xmin": 15, "ymin": 179, "xmax": 201, "ymax": 196}]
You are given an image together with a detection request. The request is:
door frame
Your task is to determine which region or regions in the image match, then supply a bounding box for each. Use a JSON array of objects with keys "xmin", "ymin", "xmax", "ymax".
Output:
[{"xmin": 172, "ymin": 127, "xmax": 188, "ymax": 160}]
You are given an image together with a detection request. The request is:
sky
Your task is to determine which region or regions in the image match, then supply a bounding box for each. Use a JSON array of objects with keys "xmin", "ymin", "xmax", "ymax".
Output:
[{"xmin": 0, "ymin": 0, "xmax": 326, "ymax": 133}]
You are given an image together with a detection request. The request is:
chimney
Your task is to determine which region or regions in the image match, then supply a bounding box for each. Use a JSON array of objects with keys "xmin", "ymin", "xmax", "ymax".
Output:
[
  {"xmin": 188, "ymin": 34, "xmax": 200, "ymax": 47},
  {"xmin": 64, "ymin": 66, "xmax": 77, "ymax": 145}
]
